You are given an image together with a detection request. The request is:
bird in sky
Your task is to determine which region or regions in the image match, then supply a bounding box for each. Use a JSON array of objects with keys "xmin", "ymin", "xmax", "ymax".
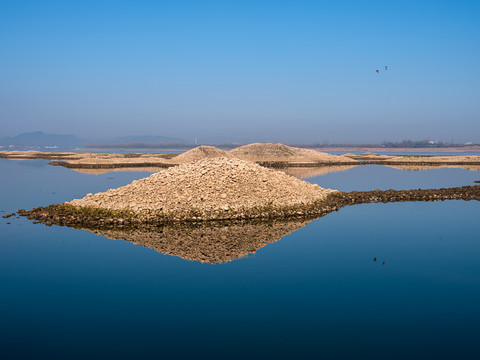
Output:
[
  {"xmin": 385, "ymin": 66, "xmax": 389, "ymax": 70},
  {"xmin": 376, "ymin": 69, "xmax": 380, "ymax": 73}
]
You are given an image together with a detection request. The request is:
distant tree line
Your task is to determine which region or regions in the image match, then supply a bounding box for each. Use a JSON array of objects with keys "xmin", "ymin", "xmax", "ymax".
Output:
[
  {"xmin": 298, "ymin": 140, "xmax": 476, "ymax": 148},
  {"xmin": 380, "ymin": 140, "xmax": 457, "ymax": 148},
  {"xmin": 83, "ymin": 139, "xmax": 476, "ymax": 150}
]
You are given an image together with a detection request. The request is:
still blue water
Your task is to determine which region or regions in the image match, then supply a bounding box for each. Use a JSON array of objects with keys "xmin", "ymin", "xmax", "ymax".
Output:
[{"xmin": 1, "ymin": 159, "xmax": 479, "ymax": 359}]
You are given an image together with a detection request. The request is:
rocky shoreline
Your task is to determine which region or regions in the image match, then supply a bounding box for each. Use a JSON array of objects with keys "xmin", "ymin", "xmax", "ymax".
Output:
[
  {"xmin": 17, "ymin": 185, "xmax": 480, "ymax": 228},
  {"xmin": 3, "ymin": 145, "xmax": 480, "ymax": 170}
]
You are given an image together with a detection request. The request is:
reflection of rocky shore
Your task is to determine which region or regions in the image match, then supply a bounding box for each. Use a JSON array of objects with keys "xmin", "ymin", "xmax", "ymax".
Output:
[
  {"xmin": 87, "ymin": 219, "xmax": 312, "ymax": 264},
  {"xmin": 279, "ymin": 166, "xmax": 358, "ymax": 179},
  {"xmin": 17, "ymin": 185, "xmax": 480, "ymax": 264}
]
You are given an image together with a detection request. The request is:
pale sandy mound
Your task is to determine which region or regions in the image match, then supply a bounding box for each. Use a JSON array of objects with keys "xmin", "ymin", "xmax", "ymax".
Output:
[
  {"xmin": 68, "ymin": 157, "xmax": 336, "ymax": 213},
  {"xmin": 229, "ymin": 143, "xmax": 357, "ymax": 163},
  {"xmin": 172, "ymin": 145, "xmax": 230, "ymax": 163}
]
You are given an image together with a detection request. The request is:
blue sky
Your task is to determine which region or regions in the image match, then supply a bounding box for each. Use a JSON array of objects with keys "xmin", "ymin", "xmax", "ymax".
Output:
[{"xmin": 1, "ymin": 0, "xmax": 479, "ymax": 143}]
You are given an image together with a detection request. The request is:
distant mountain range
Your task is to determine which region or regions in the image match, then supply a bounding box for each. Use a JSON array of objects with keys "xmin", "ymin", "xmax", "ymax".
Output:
[
  {"xmin": 110, "ymin": 135, "xmax": 185, "ymax": 144},
  {"xmin": 0, "ymin": 131, "xmax": 186, "ymax": 148},
  {"xmin": 0, "ymin": 131, "xmax": 87, "ymax": 147}
]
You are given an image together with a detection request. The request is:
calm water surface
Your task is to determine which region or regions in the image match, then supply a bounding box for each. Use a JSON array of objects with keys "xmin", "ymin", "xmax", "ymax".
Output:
[{"xmin": 1, "ymin": 159, "xmax": 480, "ymax": 359}]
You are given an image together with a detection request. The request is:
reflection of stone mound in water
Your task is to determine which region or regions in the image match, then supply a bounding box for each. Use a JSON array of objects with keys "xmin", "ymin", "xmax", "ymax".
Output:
[
  {"xmin": 173, "ymin": 146, "xmax": 230, "ymax": 163},
  {"xmin": 279, "ymin": 166, "xmax": 358, "ymax": 179},
  {"xmin": 87, "ymin": 219, "xmax": 312, "ymax": 264}
]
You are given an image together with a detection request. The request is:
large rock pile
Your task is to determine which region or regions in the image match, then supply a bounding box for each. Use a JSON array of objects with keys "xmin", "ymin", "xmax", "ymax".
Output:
[
  {"xmin": 229, "ymin": 142, "xmax": 357, "ymax": 163},
  {"xmin": 67, "ymin": 157, "xmax": 336, "ymax": 218}
]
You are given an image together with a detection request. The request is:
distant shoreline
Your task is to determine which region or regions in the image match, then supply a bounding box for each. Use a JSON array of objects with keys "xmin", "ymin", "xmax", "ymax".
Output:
[
  {"xmin": 81, "ymin": 145, "xmax": 480, "ymax": 153},
  {"xmin": 315, "ymin": 146, "xmax": 480, "ymax": 153},
  {"xmin": 2, "ymin": 144, "xmax": 480, "ymax": 171}
]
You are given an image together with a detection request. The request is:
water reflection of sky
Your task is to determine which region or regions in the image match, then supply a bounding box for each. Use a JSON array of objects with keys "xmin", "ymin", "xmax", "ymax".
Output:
[
  {"xmin": 308, "ymin": 165, "xmax": 480, "ymax": 192},
  {"xmin": 1, "ymin": 158, "xmax": 480, "ymax": 359}
]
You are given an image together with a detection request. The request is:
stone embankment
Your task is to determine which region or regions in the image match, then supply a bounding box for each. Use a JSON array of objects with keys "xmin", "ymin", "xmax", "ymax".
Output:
[
  {"xmin": 346, "ymin": 152, "xmax": 480, "ymax": 166},
  {"xmin": 18, "ymin": 185, "xmax": 480, "ymax": 227},
  {"xmin": 49, "ymin": 152, "xmax": 176, "ymax": 169},
  {"xmin": 0, "ymin": 150, "xmax": 178, "ymax": 169},
  {"xmin": 18, "ymin": 184, "xmax": 480, "ymax": 228}
]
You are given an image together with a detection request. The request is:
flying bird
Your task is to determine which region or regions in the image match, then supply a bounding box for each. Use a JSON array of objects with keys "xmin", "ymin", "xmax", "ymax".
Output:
[
  {"xmin": 385, "ymin": 66, "xmax": 389, "ymax": 70},
  {"xmin": 376, "ymin": 69, "xmax": 380, "ymax": 73}
]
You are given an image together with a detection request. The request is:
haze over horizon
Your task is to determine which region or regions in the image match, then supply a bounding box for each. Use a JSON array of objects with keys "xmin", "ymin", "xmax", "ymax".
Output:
[{"xmin": 1, "ymin": 0, "xmax": 479, "ymax": 143}]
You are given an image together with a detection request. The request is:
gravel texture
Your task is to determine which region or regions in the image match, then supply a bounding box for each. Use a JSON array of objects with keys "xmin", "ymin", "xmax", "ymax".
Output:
[
  {"xmin": 229, "ymin": 142, "xmax": 357, "ymax": 163},
  {"xmin": 67, "ymin": 157, "xmax": 336, "ymax": 214},
  {"xmin": 173, "ymin": 145, "xmax": 230, "ymax": 163}
]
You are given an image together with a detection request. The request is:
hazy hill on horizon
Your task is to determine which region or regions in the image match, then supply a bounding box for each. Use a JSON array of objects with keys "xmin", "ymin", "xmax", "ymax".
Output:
[
  {"xmin": 1, "ymin": 131, "xmax": 477, "ymax": 150},
  {"xmin": 0, "ymin": 131, "xmax": 188, "ymax": 148},
  {"xmin": 0, "ymin": 131, "xmax": 86, "ymax": 147},
  {"xmin": 106, "ymin": 135, "xmax": 186, "ymax": 144}
]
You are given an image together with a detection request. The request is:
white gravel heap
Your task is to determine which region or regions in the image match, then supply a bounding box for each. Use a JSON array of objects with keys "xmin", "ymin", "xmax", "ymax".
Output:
[
  {"xmin": 173, "ymin": 145, "xmax": 230, "ymax": 163},
  {"xmin": 68, "ymin": 157, "xmax": 336, "ymax": 214}
]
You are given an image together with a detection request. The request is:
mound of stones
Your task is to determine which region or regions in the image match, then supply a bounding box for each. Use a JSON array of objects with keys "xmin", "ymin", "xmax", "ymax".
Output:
[
  {"xmin": 67, "ymin": 157, "xmax": 336, "ymax": 220},
  {"xmin": 229, "ymin": 142, "xmax": 357, "ymax": 164},
  {"xmin": 172, "ymin": 145, "xmax": 230, "ymax": 163}
]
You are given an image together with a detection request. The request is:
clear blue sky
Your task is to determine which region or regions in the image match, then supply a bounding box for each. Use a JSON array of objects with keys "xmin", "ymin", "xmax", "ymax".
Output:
[{"xmin": 1, "ymin": 0, "xmax": 479, "ymax": 143}]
